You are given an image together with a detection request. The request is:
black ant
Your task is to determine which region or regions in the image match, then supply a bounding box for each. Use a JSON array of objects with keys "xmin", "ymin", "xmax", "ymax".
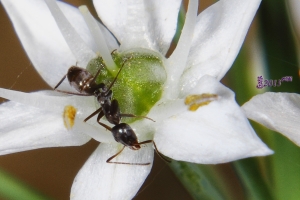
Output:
[{"xmin": 54, "ymin": 59, "xmax": 170, "ymax": 165}]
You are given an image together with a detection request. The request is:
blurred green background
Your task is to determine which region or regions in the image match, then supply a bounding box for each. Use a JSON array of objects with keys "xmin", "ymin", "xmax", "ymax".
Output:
[{"xmin": 0, "ymin": 0, "xmax": 299, "ymax": 199}]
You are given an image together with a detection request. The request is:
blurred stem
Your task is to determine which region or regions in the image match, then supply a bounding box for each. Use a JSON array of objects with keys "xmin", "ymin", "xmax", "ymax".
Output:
[
  {"xmin": 170, "ymin": 161, "xmax": 241, "ymax": 200},
  {"xmin": 227, "ymin": 42, "xmax": 273, "ymax": 200},
  {"xmin": 0, "ymin": 169, "xmax": 50, "ymax": 200},
  {"xmin": 259, "ymin": 0, "xmax": 300, "ymax": 200},
  {"xmin": 259, "ymin": 0, "xmax": 299, "ymax": 93},
  {"xmin": 170, "ymin": 3, "xmax": 241, "ymax": 200},
  {"xmin": 173, "ymin": 5, "xmax": 186, "ymax": 44},
  {"xmin": 234, "ymin": 159, "xmax": 273, "ymax": 200}
]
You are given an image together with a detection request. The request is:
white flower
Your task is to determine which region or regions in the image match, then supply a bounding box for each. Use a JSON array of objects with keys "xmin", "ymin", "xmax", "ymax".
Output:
[
  {"xmin": 0, "ymin": 0, "xmax": 273, "ymax": 199},
  {"xmin": 241, "ymin": 0, "xmax": 300, "ymax": 150},
  {"xmin": 242, "ymin": 92, "xmax": 300, "ymax": 146}
]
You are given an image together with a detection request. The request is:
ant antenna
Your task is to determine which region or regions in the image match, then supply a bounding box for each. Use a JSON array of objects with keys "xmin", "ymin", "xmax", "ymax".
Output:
[{"xmin": 106, "ymin": 57, "xmax": 133, "ymax": 92}]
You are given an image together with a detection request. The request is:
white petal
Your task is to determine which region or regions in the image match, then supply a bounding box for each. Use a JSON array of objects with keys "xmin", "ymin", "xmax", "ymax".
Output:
[
  {"xmin": 1, "ymin": 0, "xmax": 78, "ymax": 90},
  {"xmin": 0, "ymin": 88, "xmax": 95, "ymax": 118},
  {"xmin": 180, "ymin": 0, "xmax": 261, "ymax": 93},
  {"xmin": 71, "ymin": 143, "xmax": 153, "ymax": 200},
  {"xmin": 242, "ymin": 92, "xmax": 300, "ymax": 146},
  {"xmin": 1, "ymin": 0, "xmax": 117, "ymax": 90},
  {"xmin": 154, "ymin": 75, "xmax": 272, "ymax": 164},
  {"xmin": 44, "ymin": 0, "xmax": 96, "ymax": 68},
  {"xmin": 0, "ymin": 89, "xmax": 116, "ymax": 143},
  {"xmin": 93, "ymin": 0, "xmax": 181, "ymax": 54},
  {"xmin": 0, "ymin": 101, "xmax": 90, "ymax": 155},
  {"xmin": 164, "ymin": 0, "xmax": 198, "ymax": 99},
  {"xmin": 77, "ymin": 120, "xmax": 115, "ymax": 144}
]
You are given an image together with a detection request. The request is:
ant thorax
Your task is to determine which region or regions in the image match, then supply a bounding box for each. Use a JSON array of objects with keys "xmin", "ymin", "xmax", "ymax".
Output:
[{"xmin": 96, "ymin": 89, "xmax": 112, "ymax": 105}]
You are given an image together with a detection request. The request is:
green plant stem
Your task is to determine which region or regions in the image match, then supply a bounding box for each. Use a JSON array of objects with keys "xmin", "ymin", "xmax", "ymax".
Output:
[
  {"xmin": 0, "ymin": 169, "xmax": 50, "ymax": 200},
  {"xmin": 259, "ymin": 0, "xmax": 300, "ymax": 200}
]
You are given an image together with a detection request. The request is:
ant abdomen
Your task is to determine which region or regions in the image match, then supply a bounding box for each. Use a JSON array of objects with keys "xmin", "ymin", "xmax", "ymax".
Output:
[{"xmin": 67, "ymin": 66, "xmax": 96, "ymax": 94}]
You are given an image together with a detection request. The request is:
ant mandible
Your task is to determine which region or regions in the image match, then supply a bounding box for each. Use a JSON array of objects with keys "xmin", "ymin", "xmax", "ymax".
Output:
[{"xmin": 54, "ymin": 57, "xmax": 170, "ymax": 165}]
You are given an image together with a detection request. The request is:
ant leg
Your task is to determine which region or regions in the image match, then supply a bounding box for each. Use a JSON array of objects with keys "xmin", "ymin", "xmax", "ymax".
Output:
[
  {"xmin": 106, "ymin": 146, "xmax": 150, "ymax": 165},
  {"xmin": 93, "ymin": 111, "xmax": 114, "ymax": 131},
  {"xmin": 54, "ymin": 75, "xmax": 67, "ymax": 90},
  {"xmin": 54, "ymin": 90, "xmax": 92, "ymax": 96},
  {"xmin": 106, "ymin": 146, "xmax": 125, "ymax": 164},
  {"xmin": 97, "ymin": 121, "xmax": 112, "ymax": 131},
  {"xmin": 120, "ymin": 114, "xmax": 155, "ymax": 122},
  {"xmin": 84, "ymin": 108, "xmax": 102, "ymax": 122},
  {"xmin": 109, "ymin": 100, "xmax": 154, "ymax": 122},
  {"xmin": 152, "ymin": 141, "xmax": 171, "ymax": 163},
  {"xmin": 137, "ymin": 140, "xmax": 171, "ymax": 163},
  {"xmin": 136, "ymin": 140, "xmax": 153, "ymax": 145},
  {"xmin": 96, "ymin": 111, "xmax": 111, "ymax": 131}
]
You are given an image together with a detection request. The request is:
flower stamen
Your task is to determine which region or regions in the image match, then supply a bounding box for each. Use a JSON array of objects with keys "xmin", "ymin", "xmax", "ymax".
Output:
[
  {"xmin": 164, "ymin": 0, "xmax": 198, "ymax": 99},
  {"xmin": 185, "ymin": 93, "xmax": 218, "ymax": 111},
  {"xmin": 63, "ymin": 105, "xmax": 77, "ymax": 130},
  {"xmin": 79, "ymin": 5, "xmax": 118, "ymax": 74}
]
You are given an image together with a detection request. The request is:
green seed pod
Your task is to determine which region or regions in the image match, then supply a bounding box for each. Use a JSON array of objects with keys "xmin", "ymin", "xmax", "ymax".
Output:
[{"xmin": 86, "ymin": 48, "xmax": 166, "ymax": 123}]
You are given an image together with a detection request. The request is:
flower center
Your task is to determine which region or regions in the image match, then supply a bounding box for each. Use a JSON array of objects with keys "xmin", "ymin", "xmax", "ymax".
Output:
[{"xmin": 86, "ymin": 48, "xmax": 166, "ymax": 123}]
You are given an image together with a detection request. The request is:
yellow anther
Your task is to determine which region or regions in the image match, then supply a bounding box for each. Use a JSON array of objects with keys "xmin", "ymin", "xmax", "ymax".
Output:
[
  {"xmin": 63, "ymin": 105, "xmax": 77, "ymax": 129},
  {"xmin": 185, "ymin": 93, "xmax": 218, "ymax": 111}
]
